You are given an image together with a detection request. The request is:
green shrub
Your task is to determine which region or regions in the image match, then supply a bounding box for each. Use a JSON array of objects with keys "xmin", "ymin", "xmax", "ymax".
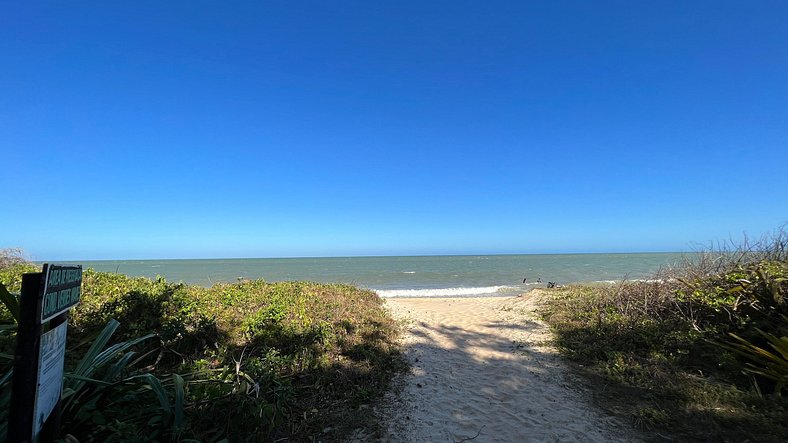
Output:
[
  {"xmin": 540, "ymin": 229, "xmax": 788, "ymax": 441},
  {"xmin": 721, "ymin": 326, "xmax": 788, "ymax": 393},
  {"xmin": 0, "ymin": 256, "xmax": 404, "ymax": 441}
]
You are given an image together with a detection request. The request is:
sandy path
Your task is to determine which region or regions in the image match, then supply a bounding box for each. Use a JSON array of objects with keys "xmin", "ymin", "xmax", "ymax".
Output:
[{"xmin": 377, "ymin": 293, "xmax": 637, "ymax": 443}]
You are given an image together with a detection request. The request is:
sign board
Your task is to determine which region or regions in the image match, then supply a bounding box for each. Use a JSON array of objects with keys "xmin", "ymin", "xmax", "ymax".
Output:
[
  {"xmin": 9, "ymin": 265, "xmax": 80, "ymax": 443},
  {"xmin": 33, "ymin": 321, "xmax": 68, "ymax": 436},
  {"xmin": 40, "ymin": 264, "xmax": 82, "ymax": 322}
]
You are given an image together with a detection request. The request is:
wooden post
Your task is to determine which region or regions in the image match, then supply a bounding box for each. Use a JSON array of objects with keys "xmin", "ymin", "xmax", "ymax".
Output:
[{"xmin": 8, "ymin": 272, "xmax": 45, "ymax": 443}]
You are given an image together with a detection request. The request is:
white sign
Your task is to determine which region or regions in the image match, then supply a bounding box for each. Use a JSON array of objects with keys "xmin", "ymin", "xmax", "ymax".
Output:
[{"xmin": 33, "ymin": 321, "xmax": 68, "ymax": 436}]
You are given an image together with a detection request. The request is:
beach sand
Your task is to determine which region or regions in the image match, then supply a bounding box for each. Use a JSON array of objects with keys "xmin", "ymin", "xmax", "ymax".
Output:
[{"xmin": 375, "ymin": 292, "xmax": 638, "ymax": 442}]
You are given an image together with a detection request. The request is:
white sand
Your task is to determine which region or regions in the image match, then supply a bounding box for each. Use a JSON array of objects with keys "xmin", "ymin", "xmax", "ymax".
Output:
[{"xmin": 376, "ymin": 292, "xmax": 639, "ymax": 443}]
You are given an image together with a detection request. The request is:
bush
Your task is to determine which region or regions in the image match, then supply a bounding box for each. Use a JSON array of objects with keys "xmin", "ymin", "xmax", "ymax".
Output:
[
  {"xmin": 540, "ymin": 227, "xmax": 788, "ymax": 442},
  {"xmin": 0, "ymin": 256, "xmax": 404, "ymax": 441}
]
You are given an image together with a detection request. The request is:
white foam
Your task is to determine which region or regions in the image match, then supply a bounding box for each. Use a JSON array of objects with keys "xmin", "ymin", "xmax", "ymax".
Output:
[
  {"xmin": 375, "ymin": 285, "xmax": 513, "ymax": 298},
  {"xmin": 592, "ymin": 278, "xmax": 671, "ymax": 284},
  {"xmin": 402, "ymin": 271, "xmax": 416, "ymax": 274}
]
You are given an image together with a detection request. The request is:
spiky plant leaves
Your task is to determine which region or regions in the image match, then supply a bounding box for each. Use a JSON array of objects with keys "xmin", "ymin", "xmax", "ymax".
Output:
[
  {"xmin": 173, "ymin": 374, "xmax": 185, "ymax": 430},
  {"xmin": 64, "ymin": 319, "xmax": 155, "ymax": 405},
  {"xmin": 0, "ymin": 283, "xmax": 19, "ymax": 323},
  {"xmin": 722, "ymin": 330, "xmax": 788, "ymax": 393},
  {"xmin": 140, "ymin": 373, "xmax": 171, "ymax": 414}
]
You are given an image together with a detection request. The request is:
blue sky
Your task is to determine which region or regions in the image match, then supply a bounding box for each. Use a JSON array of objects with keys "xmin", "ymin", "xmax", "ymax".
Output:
[{"xmin": 2, "ymin": 1, "xmax": 787, "ymax": 260}]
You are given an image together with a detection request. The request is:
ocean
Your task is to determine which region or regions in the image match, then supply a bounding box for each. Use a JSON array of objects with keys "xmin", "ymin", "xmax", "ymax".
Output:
[{"xmin": 73, "ymin": 253, "xmax": 686, "ymax": 298}]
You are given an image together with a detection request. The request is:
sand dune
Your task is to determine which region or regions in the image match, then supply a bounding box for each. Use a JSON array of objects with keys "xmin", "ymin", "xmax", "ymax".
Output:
[{"xmin": 377, "ymin": 293, "xmax": 638, "ymax": 442}]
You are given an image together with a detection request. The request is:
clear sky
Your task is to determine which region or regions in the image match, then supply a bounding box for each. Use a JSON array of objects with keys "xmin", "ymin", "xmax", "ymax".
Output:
[{"xmin": 2, "ymin": 1, "xmax": 787, "ymax": 260}]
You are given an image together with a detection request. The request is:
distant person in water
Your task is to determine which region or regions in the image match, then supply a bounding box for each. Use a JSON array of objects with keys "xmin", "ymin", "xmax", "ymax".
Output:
[
  {"xmin": 536, "ymin": 278, "xmax": 542, "ymax": 283},
  {"xmin": 522, "ymin": 277, "xmax": 527, "ymax": 283},
  {"xmin": 547, "ymin": 282, "xmax": 557, "ymax": 288}
]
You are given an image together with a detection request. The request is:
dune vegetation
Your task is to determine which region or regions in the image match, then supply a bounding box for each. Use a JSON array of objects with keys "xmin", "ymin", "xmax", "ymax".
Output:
[
  {"xmin": 541, "ymin": 230, "xmax": 788, "ymax": 442},
  {"xmin": 3, "ymin": 227, "xmax": 787, "ymax": 442},
  {"xmin": 0, "ymin": 249, "xmax": 405, "ymax": 442}
]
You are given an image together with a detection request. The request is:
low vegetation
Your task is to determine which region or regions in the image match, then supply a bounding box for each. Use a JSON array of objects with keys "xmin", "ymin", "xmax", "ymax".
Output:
[
  {"xmin": 541, "ymin": 229, "xmax": 788, "ymax": 442},
  {"xmin": 0, "ymin": 249, "xmax": 405, "ymax": 442}
]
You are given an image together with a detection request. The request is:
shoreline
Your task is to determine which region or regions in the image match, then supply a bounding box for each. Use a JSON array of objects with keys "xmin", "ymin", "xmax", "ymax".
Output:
[
  {"xmin": 59, "ymin": 253, "xmax": 682, "ymax": 289},
  {"xmin": 375, "ymin": 293, "xmax": 637, "ymax": 442}
]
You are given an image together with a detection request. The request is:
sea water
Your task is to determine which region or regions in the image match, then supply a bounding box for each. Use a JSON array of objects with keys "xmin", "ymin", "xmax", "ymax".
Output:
[{"xmin": 73, "ymin": 253, "xmax": 686, "ymax": 297}]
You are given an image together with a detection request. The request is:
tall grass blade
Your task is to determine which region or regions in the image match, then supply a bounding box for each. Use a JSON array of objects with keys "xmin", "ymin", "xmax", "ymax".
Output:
[
  {"xmin": 72, "ymin": 319, "xmax": 120, "ymax": 378},
  {"xmin": 62, "ymin": 373, "xmax": 114, "ymax": 386},
  {"xmin": 63, "ymin": 319, "xmax": 156, "ymax": 411},
  {"xmin": 0, "ymin": 283, "xmax": 19, "ymax": 323},
  {"xmin": 0, "ymin": 368, "xmax": 12, "ymax": 387},
  {"xmin": 105, "ymin": 351, "xmax": 137, "ymax": 381},
  {"xmin": 173, "ymin": 374, "xmax": 185, "ymax": 430},
  {"xmin": 722, "ymin": 330, "xmax": 788, "ymax": 393},
  {"xmin": 140, "ymin": 373, "xmax": 172, "ymax": 417}
]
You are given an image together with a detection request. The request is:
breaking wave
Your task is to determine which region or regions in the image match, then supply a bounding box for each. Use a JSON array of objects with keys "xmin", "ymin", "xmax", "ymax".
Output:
[{"xmin": 375, "ymin": 285, "xmax": 517, "ymax": 298}]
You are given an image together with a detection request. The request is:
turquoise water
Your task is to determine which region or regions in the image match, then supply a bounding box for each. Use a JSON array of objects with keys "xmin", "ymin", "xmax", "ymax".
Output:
[{"xmin": 73, "ymin": 253, "xmax": 686, "ymax": 297}]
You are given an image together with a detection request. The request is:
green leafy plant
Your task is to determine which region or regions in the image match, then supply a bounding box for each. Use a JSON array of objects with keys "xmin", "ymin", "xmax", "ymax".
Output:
[
  {"xmin": 0, "ymin": 282, "xmax": 18, "ymax": 440},
  {"xmin": 0, "ymin": 252, "xmax": 405, "ymax": 441},
  {"xmin": 0, "ymin": 284, "xmax": 19, "ymax": 323},
  {"xmin": 0, "ymin": 280, "xmax": 190, "ymax": 441},
  {"xmin": 721, "ymin": 327, "xmax": 788, "ymax": 394},
  {"xmin": 540, "ymin": 227, "xmax": 788, "ymax": 442}
]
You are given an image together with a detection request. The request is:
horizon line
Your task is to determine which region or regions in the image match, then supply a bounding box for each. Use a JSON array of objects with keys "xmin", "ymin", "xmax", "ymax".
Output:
[{"xmin": 37, "ymin": 251, "xmax": 690, "ymax": 262}]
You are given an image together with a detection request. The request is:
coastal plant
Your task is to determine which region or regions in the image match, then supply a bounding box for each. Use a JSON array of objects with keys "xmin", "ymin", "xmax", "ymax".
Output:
[
  {"xmin": 719, "ymin": 326, "xmax": 788, "ymax": 394},
  {"xmin": 540, "ymin": 226, "xmax": 788, "ymax": 442},
  {"xmin": 0, "ymin": 284, "xmax": 19, "ymax": 324},
  {"xmin": 0, "ymin": 249, "xmax": 38, "ymax": 324},
  {"xmin": 0, "ymin": 252, "xmax": 405, "ymax": 441},
  {"xmin": 0, "ymin": 293, "xmax": 184, "ymax": 441},
  {"xmin": 0, "ymin": 283, "xmax": 17, "ymax": 441},
  {"xmin": 0, "ymin": 248, "xmax": 29, "ymax": 269},
  {"xmin": 59, "ymin": 319, "xmax": 179, "ymax": 441}
]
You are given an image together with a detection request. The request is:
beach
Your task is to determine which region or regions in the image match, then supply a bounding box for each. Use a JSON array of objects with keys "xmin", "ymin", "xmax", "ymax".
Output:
[{"xmin": 378, "ymin": 292, "xmax": 637, "ymax": 442}]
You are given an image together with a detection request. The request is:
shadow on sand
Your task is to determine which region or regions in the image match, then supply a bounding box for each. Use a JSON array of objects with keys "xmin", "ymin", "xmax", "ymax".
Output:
[{"xmin": 379, "ymin": 298, "xmax": 635, "ymax": 443}]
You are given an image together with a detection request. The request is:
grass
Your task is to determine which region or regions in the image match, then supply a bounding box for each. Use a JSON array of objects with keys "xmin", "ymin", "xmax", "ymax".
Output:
[
  {"xmin": 0, "ymin": 249, "xmax": 406, "ymax": 442},
  {"xmin": 540, "ymin": 229, "xmax": 788, "ymax": 442}
]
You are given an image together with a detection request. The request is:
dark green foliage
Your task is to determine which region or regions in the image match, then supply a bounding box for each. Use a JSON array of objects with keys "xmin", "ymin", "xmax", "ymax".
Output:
[
  {"xmin": 721, "ymin": 327, "xmax": 788, "ymax": 393},
  {"xmin": 0, "ymin": 262, "xmax": 38, "ymax": 323},
  {"xmin": 675, "ymin": 260, "xmax": 788, "ymax": 338},
  {"xmin": 541, "ymin": 252, "xmax": 788, "ymax": 442},
  {"xmin": 0, "ymin": 256, "xmax": 404, "ymax": 442}
]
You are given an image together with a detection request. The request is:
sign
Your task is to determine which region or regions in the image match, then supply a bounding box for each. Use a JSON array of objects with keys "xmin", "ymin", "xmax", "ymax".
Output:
[
  {"xmin": 33, "ymin": 321, "xmax": 68, "ymax": 436},
  {"xmin": 9, "ymin": 265, "xmax": 79, "ymax": 443},
  {"xmin": 40, "ymin": 264, "xmax": 82, "ymax": 322}
]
